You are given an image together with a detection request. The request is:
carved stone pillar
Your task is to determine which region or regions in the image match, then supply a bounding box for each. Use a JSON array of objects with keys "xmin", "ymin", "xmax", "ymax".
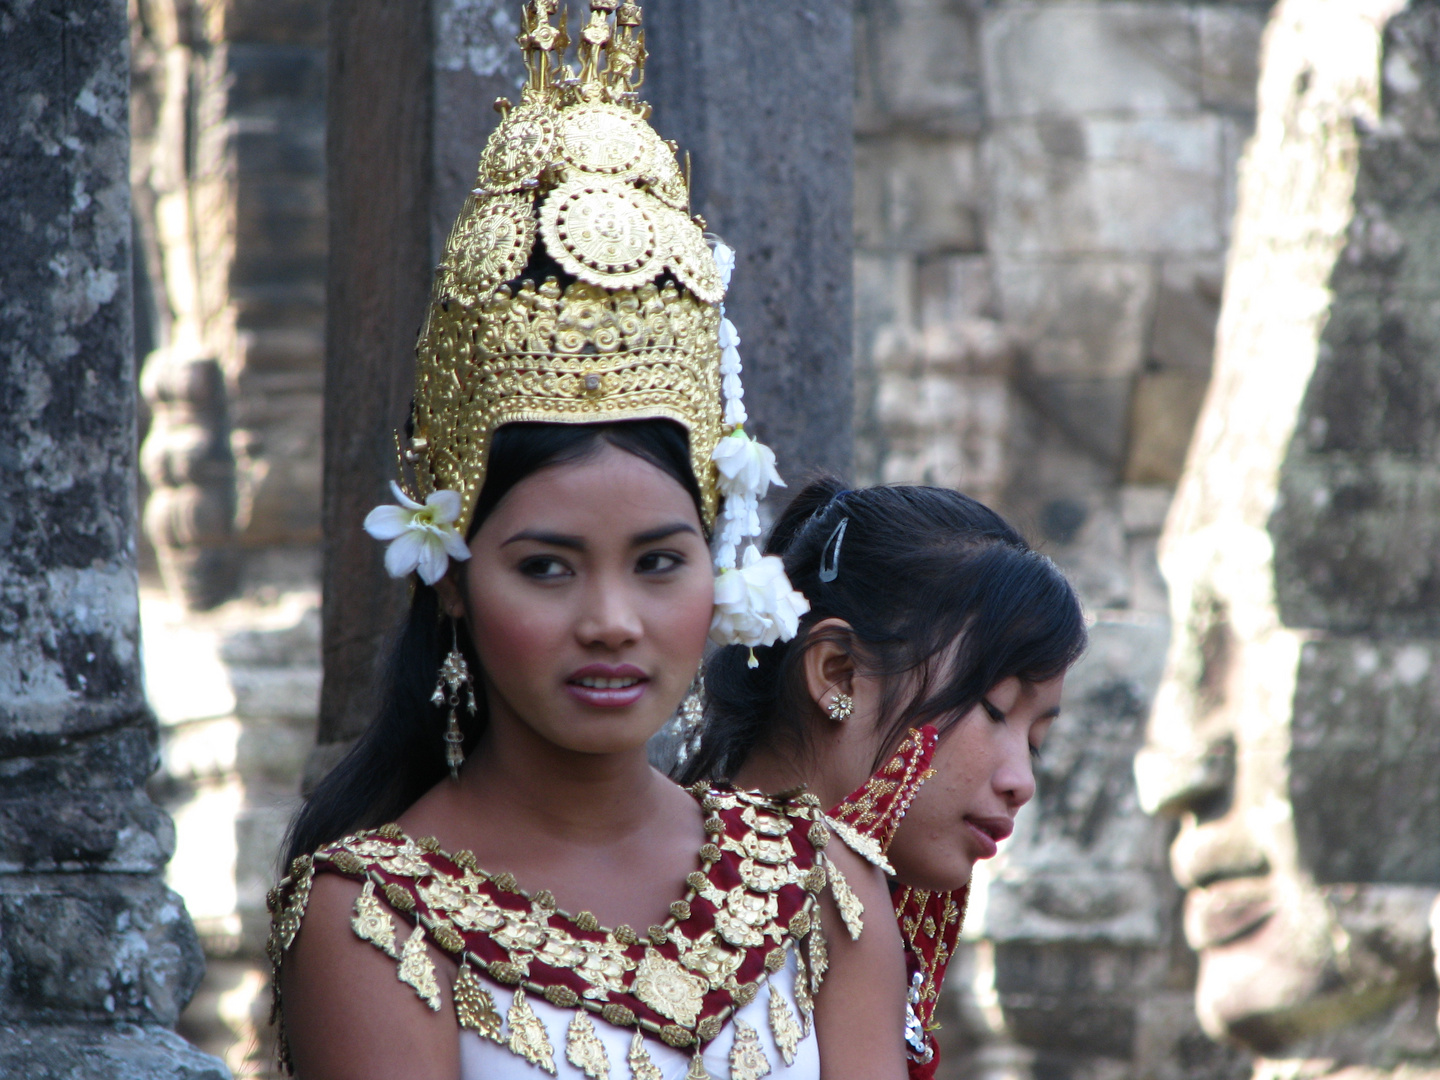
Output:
[{"xmin": 0, "ymin": 2, "xmax": 227, "ymax": 1075}]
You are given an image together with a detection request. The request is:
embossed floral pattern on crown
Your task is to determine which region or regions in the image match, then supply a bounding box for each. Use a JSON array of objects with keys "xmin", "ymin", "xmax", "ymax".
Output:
[{"xmin": 405, "ymin": 0, "xmax": 728, "ymax": 535}]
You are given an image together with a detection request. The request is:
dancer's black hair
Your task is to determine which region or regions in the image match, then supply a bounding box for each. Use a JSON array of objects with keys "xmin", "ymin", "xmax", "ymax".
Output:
[
  {"xmin": 283, "ymin": 418, "xmax": 703, "ymax": 868},
  {"xmin": 679, "ymin": 477, "xmax": 1087, "ymax": 784}
]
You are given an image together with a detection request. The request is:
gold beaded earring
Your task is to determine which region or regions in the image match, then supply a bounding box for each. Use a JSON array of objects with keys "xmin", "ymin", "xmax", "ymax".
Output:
[
  {"xmin": 827, "ymin": 692, "xmax": 854, "ymax": 722},
  {"xmin": 432, "ymin": 622, "xmax": 477, "ymax": 779},
  {"xmin": 674, "ymin": 672, "xmax": 705, "ymax": 764}
]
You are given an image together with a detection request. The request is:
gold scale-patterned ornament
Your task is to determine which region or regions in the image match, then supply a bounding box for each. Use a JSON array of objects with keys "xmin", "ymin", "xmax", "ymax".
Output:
[{"xmin": 408, "ymin": 0, "xmax": 727, "ymax": 536}]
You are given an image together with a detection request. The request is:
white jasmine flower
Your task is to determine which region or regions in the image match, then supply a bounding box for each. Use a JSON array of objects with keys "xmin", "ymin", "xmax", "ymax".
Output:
[
  {"xmin": 709, "ymin": 545, "xmax": 811, "ymax": 663},
  {"xmin": 712, "ymin": 428, "xmax": 784, "ymax": 501},
  {"xmin": 718, "ymin": 317, "xmax": 740, "ymax": 351},
  {"xmin": 713, "ymin": 243, "xmax": 736, "ymax": 289},
  {"xmin": 363, "ymin": 481, "xmax": 470, "ymax": 585}
]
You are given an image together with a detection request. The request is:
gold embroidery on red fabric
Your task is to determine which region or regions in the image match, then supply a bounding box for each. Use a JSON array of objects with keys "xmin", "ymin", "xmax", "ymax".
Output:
[{"xmin": 269, "ymin": 784, "xmax": 835, "ymax": 1074}]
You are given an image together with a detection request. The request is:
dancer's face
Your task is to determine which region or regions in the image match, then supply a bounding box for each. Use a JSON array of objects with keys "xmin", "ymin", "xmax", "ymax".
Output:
[
  {"xmin": 887, "ymin": 675, "xmax": 1063, "ymax": 892},
  {"xmin": 452, "ymin": 443, "xmax": 713, "ymax": 757}
]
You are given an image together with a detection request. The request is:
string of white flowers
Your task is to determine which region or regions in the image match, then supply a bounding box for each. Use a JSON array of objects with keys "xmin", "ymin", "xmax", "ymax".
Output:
[
  {"xmin": 362, "ymin": 242, "xmax": 810, "ymax": 668},
  {"xmin": 706, "ymin": 243, "xmax": 810, "ymax": 665}
]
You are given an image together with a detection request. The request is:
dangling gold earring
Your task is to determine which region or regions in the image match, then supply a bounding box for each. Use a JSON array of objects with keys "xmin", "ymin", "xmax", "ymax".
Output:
[
  {"xmin": 675, "ymin": 672, "xmax": 705, "ymax": 764},
  {"xmin": 432, "ymin": 622, "xmax": 477, "ymax": 779},
  {"xmin": 827, "ymin": 692, "xmax": 854, "ymax": 722}
]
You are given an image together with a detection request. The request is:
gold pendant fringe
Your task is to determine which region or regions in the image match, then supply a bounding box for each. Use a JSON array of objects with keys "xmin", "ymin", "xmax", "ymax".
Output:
[
  {"xmin": 729, "ymin": 1018, "xmax": 772, "ymax": 1080},
  {"xmin": 767, "ymin": 985, "xmax": 803, "ymax": 1066},
  {"xmin": 792, "ymin": 947, "xmax": 814, "ymax": 1035},
  {"xmin": 626, "ymin": 1030, "xmax": 663, "ymax": 1080},
  {"xmin": 685, "ymin": 1051, "xmax": 713, "ymax": 1079},
  {"xmin": 566, "ymin": 1009, "xmax": 610, "ymax": 1080},
  {"xmin": 454, "ymin": 962, "xmax": 504, "ymax": 1042},
  {"xmin": 507, "ymin": 988, "xmax": 557, "ymax": 1075},
  {"xmin": 826, "ymin": 858, "xmax": 865, "ymax": 940},
  {"xmin": 808, "ymin": 920, "xmax": 829, "ymax": 993},
  {"xmin": 351, "ymin": 879, "xmax": 398, "ymax": 958},
  {"xmin": 398, "ymin": 922, "xmax": 441, "ymax": 1010}
]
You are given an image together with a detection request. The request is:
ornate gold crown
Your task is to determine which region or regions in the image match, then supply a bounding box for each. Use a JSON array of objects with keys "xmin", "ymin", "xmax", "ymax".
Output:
[{"xmin": 405, "ymin": 0, "xmax": 726, "ymax": 532}]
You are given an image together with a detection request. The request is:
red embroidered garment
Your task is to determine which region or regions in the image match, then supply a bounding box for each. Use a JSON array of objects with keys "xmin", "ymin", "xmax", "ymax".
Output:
[
  {"xmin": 828, "ymin": 725, "xmax": 967, "ymax": 1080},
  {"xmin": 269, "ymin": 784, "xmax": 844, "ymax": 1075}
]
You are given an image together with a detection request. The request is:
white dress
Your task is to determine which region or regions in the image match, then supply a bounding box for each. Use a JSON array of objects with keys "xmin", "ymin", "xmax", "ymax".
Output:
[{"xmin": 459, "ymin": 954, "xmax": 821, "ymax": 1080}]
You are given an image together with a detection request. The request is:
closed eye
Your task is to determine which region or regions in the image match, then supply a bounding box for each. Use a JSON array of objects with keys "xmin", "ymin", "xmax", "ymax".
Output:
[{"xmin": 981, "ymin": 698, "xmax": 1005, "ymax": 723}]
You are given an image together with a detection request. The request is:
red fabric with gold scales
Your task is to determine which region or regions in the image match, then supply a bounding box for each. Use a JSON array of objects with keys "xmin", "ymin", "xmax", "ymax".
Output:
[
  {"xmin": 269, "ymin": 783, "xmax": 843, "ymax": 1074},
  {"xmin": 827, "ymin": 725, "xmax": 967, "ymax": 1080}
]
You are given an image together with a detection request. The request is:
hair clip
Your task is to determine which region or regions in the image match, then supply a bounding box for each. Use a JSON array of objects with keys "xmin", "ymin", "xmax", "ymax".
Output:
[{"xmin": 818, "ymin": 517, "xmax": 849, "ymax": 583}]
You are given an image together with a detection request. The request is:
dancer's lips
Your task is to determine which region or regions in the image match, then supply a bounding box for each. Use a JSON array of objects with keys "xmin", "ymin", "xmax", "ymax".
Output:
[
  {"xmin": 963, "ymin": 816, "xmax": 1013, "ymax": 860},
  {"xmin": 565, "ymin": 663, "xmax": 649, "ymax": 708}
]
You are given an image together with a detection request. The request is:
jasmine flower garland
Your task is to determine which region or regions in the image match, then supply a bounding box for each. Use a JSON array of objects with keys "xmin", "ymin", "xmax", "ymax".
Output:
[{"xmin": 705, "ymin": 242, "xmax": 811, "ymax": 664}]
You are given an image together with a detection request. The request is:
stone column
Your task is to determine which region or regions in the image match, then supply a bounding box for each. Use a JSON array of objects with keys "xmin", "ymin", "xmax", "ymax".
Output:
[
  {"xmin": 0, "ymin": 3, "xmax": 227, "ymax": 1076},
  {"xmin": 644, "ymin": 0, "xmax": 856, "ymax": 484},
  {"xmin": 318, "ymin": 0, "xmax": 856, "ymax": 751},
  {"xmin": 1137, "ymin": 0, "xmax": 1440, "ymax": 1068}
]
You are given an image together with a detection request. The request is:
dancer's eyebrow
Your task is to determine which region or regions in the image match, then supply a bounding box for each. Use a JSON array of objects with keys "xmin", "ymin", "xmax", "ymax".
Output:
[
  {"xmin": 501, "ymin": 523, "xmax": 699, "ymax": 549},
  {"xmin": 502, "ymin": 530, "xmax": 584, "ymax": 550},
  {"xmin": 631, "ymin": 523, "xmax": 699, "ymax": 545}
]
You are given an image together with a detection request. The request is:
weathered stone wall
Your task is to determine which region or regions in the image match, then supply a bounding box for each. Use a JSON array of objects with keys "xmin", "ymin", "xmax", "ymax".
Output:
[
  {"xmin": 1137, "ymin": 0, "xmax": 1440, "ymax": 1069},
  {"xmin": 0, "ymin": 2, "xmax": 227, "ymax": 1076},
  {"xmin": 855, "ymin": 0, "xmax": 1265, "ymax": 1076},
  {"xmin": 128, "ymin": 0, "xmax": 326, "ymax": 1072}
]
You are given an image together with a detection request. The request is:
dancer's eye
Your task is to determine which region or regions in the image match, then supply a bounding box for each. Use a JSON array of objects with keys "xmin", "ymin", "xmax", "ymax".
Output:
[
  {"xmin": 518, "ymin": 556, "xmax": 572, "ymax": 579},
  {"xmin": 636, "ymin": 551, "xmax": 684, "ymax": 574},
  {"xmin": 981, "ymin": 698, "xmax": 1005, "ymax": 723}
]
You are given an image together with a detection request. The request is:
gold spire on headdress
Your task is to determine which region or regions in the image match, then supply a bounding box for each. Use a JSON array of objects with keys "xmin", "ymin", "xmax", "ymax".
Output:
[{"xmin": 405, "ymin": 0, "xmax": 725, "ymax": 534}]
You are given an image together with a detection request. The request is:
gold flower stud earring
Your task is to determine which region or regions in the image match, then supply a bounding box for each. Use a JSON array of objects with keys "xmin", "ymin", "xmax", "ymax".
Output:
[{"xmin": 827, "ymin": 692, "xmax": 854, "ymax": 722}]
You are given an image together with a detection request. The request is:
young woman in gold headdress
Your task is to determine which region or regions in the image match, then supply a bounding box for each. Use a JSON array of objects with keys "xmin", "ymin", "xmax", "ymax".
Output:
[{"xmin": 266, "ymin": 3, "xmax": 906, "ymax": 1078}]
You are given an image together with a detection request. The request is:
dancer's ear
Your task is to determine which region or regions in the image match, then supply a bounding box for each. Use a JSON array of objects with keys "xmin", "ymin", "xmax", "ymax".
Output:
[
  {"xmin": 803, "ymin": 618, "xmax": 858, "ymax": 723},
  {"xmin": 433, "ymin": 565, "xmax": 467, "ymax": 621}
]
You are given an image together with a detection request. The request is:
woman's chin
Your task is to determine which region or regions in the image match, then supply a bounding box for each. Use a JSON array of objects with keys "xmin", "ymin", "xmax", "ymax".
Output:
[
  {"xmin": 890, "ymin": 853, "xmax": 975, "ymax": 894},
  {"xmin": 532, "ymin": 714, "xmax": 672, "ymax": 757}
]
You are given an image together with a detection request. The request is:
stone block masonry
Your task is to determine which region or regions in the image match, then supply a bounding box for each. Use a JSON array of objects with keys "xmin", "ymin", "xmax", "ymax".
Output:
[
  {"xmin": 855, "ymin": 0, "xmax": 1264, "ymax": 1076},
  {"xmin": 0, "ymin": 1, "xmax": 228, "ymax": 1076}
]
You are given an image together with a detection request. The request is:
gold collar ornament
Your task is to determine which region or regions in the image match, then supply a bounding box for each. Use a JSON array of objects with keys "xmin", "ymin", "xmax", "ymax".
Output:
[{"xmin": 362, "ymin": 0, "xmax": 807, "ymax": 654}]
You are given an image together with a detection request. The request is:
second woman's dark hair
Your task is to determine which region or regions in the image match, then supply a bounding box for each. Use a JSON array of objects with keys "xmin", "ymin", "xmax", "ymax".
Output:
[
  {"xmin": 681, "ymin": 478, "xmax": 1087, "ymax": 783},
  {"xmin": 283, "ymin": 418, "xmax": 702, "ymax": 868}
]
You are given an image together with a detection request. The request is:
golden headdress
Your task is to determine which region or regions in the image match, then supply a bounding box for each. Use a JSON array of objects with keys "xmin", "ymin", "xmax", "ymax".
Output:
[
  {"xmin": 365, "ymin": 0, "xmax": 808, "ymax": 658},
  {"xmin": 407, "ymin": 0, "xmax": 724, "ymax": 534}
]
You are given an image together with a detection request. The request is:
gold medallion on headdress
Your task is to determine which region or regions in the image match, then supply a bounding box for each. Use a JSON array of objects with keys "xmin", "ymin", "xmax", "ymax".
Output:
[
  {"xmin": 438, "ymin": 192, "xmax": 537, "ymax": 305},
  {"xmin": 539, "ymin": 179, "xmax": 661, "ymax": 290},
  {"xmin": 406, "ymin": 0, "xmax": 725, "ymax": 533},
  {"xmin": 478, "ymin": 105, "xmax": 558, "ymax": 192}
]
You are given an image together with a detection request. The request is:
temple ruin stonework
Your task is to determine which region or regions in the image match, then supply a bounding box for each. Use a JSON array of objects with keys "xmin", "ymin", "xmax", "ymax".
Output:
[
  {"xmin": 1138, "ymin": 0, "xmax": 1440, "ymax": 1070},
  {"xmin": 112, "ymin": 0, "xmax": 1440, "ymax": 1077},
  {"xmin": 0, "ymin": 2, "xmax": 227, "ymax": 1076}
]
